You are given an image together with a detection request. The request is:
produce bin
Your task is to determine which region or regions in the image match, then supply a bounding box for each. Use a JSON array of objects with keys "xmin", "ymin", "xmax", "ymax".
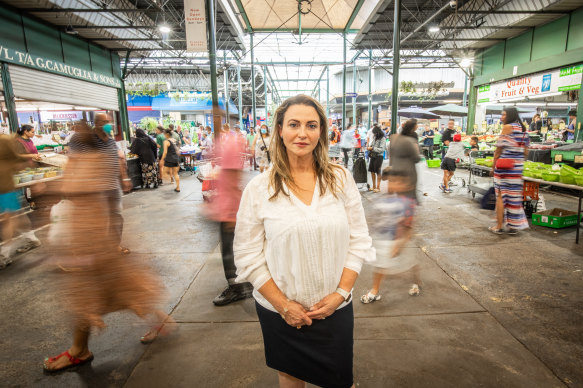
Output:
[
  {"xmin": 426, "ymin": 159, "xmax": 441, "ymax": 168},
  {"xmin": 532, "ymin": 208, "xmax": 582, "ymax": 229}
]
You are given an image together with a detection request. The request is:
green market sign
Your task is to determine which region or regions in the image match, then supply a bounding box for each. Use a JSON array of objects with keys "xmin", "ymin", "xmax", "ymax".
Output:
[
  {"xmin": 0, "ymin": 45, "xmax": 121, "ymax": 88},
  {"xmin": 477, "ymin": 64, "xmax": 582, "ymax": 104}
]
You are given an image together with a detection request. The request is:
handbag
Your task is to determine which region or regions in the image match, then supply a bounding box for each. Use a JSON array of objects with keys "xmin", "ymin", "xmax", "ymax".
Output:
[{"xmin": 495, "ymin": 158, "xmax": 515, "ymax": 169}]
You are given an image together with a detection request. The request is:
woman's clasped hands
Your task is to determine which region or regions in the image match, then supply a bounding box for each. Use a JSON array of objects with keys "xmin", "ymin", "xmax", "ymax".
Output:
[{"xmin": 279, "ymin": 293, "xmax": 345, "ymax": 328}]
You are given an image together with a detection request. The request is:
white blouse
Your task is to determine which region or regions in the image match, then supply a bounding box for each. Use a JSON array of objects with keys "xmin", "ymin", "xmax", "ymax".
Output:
[{"xmin": 234, "ymin": 168, "xmax": 376, "ymax": 313}]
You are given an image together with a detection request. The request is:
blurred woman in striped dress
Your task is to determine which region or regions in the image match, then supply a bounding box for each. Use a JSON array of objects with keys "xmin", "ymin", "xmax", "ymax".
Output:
[{"xmin": 489, "ymin": 107, "xmax": 530, "ymax": 235}]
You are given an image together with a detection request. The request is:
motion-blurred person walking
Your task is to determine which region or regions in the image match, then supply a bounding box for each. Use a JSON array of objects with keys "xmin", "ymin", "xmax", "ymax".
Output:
[
  {"xmin": 388, "ymin": 119, "xmax": 421, "ymax": 203},
  {"xmin": 361, "ymin": 168, "xmax": 422, "ymax": 304},
  {"xmin": 130, "ymin": 128, "xmax": 159, "ymax": 189},
  {"xmin": 43, "ymin": 128, "xmax": 174, "ymax": 373},
  {"xmin": 68, "ymin": 113, "xmax": 132, "ymax": 255},
  {"xmin": 205, "ymin": 130, "xmax": 253, "ymax": 306},
  {"xmin": 0, "ymin": 135, "xmax": 41, "ymax": 268}
]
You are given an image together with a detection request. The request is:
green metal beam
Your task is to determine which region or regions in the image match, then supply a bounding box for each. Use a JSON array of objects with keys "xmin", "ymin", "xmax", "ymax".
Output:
[
  {"xmin": 254, "ymin": 61, "xmax": 344, "ymax": 65},
  {"xmin": 345, "ymin": 0, "xmax": 366, "ymax": 32},
  {"xmin": 118, "ymin": 84, "xmax": 130, "ymax": 140},
  {"xmin": 233, "ymin": 0, "xmax": 253, "ymax": 32},
  {"xmin": 252, "ymin": 28, "xmax": 358, "ymax": 33},
  {"xmin": 1, "ymin": 63, "xmax": 18, "ymax": 133},
  {"xmin": 390, "ymin": 0, "xmax": 401, "ymax": 135},
  {"xmin": 311, "ymin": 67, "xmax": 329, "ymax": 97}
]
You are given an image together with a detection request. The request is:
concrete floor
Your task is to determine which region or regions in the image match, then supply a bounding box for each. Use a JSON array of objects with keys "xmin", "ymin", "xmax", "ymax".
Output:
[{"xmin": 0, "ymin": 165, "xmax": 581, "ymax": 387}]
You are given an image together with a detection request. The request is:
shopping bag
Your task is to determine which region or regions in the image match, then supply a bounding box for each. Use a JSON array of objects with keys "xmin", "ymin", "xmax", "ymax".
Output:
[
  {"xmin": 480, "ymin": 187, "xmax": 497, "ymax": 210},
  {"xmin": 47, "ymin": 200, "xmax": 72, "ymax": 246}
]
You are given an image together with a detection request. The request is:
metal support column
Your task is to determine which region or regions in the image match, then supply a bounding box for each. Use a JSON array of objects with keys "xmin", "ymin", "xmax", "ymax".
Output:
[
  {"xmin": 390, "ymin": 0, "xmax": 401, "ymax": 135},
  {"xmin": 575, "ymin": 80, "xmax": 583, "ymax": 142},
  {"xmin": 368, "ymin": 49, "xmax": 372, "ymax": 131},
  {"xmin": 326, "ymin": 66, "xmax": 330, "ymax": 118},
  {"xmin": 206, "ymin": 0, "xmax": 220, "ymax": 139},
  {"xmin": 467, "ymin": 78, "xmax": 477, "ymax": 135},
  {"xmin": 251, "ymin": 32, "xmax": 257, "ymax": 130},
  {"xmin": 224, "ymin": 52, "xmax": 229, "ymax": 125},
  {"xmin": 117, "ymin": 83, "xmax": 130, "ymax": 141},
  {"xmin": 352, "ymin": 60, "xmax": 357, "ymax": 127},
  {"xmin": 342, "ymin": 33, "xmax": 347, "ymax": 130},
  {"xmin": 263, "ymin": 65, "xmax": 268, "ymax": 123},
  {"xmin": 0, "ymin": 63, "xmax": 18, "ymax": 133},
  {"xmin": 462, "ymin": 75, "xmax": 468, "ymax": 132},
  {"xmin": 237, "ymin": 63, "xmax": 243, "ymax": 129}
]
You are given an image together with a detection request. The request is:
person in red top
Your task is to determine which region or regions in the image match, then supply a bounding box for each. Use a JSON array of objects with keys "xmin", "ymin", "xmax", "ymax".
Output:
[
  {"xmin": 205, "ymin": 132, "xmax": 253, "ymax": 306},
  {"xmin": 15, "ymin": 125, "xmax": 42, "ymax": 163},
  {"xmin": 354, "ymin": 128, "xmax": 362, "ymax": 157}
]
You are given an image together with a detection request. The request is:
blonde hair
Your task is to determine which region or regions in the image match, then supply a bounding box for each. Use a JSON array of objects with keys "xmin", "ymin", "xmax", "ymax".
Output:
[{"xmin": 269, "ymin": 94, "xmax": 345, "ymax": 200}]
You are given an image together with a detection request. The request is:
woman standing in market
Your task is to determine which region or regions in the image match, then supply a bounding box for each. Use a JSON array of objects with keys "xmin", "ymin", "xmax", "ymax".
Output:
[
  {"xmin": 252, "ymin": 124, "xmax": 271, "ymax": 173},
  {"xmin": 42, "ymin": 128, "xmax": 174, "ymax": 373},
  {"xmin": 130, "ymin": 128, "xmax": 159, "ymax": 189},
  {"xmin": 367, "ymin": 124, "xmax": 386, "ymax": 192},
  {"xmin": 234, "ymin": 95, "xmax": 375, "ymax": 388},
  {"xmin": 489, "ymin": 107, "xmax": 530, "ymax": 234},
  {"xmin": 161, "ymin": 129, "xmax": 181, "ymax": 192}
]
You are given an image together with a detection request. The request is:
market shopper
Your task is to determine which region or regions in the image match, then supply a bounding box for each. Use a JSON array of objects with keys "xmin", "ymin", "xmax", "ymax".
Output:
[
  {"xmin": 130, "ymin": 128, "xmax": 159, "ymax": 189},
  {"xmin": 441, "ymin": 119, "xmax": 456, "ymax": 159},
  {"xmin": 339, "ymin": 124, "xmax": 355, "ymax": 168},
  {"xmin": 69, "ymin": 114, "xmax": 132, "ymax": 254},
  {"xmin": 43, "ymin": 129, "xmax": 174, "ymax": 373},
  {"xmin": 489, "ymin": 107, "xmax": 530, "ymax": 234},
  {"xmin": 360, "ymin": 168, "xmax": 422, "ymax": 304},
  {"xmin": 0, "ymin": 135, "xmax": 41, "ymax": 268},
  {"xmin": 440, "ymin": 134, "xmax": 465, "ymax": 193},
  {"xmin": 421, "ymin": 126, "xmax": 435, "ymax": 160},
  {"xmin": 234, "ymin": 95, "xmax": 374, "ymax": 388},
  {"xmin": 155, "ymin": 126, "xmax": 166, "ymax": 186},
  {"xmin": 367, "ymin": 124, "xmax": 386, "ymax": 192},
  {"xmin": 252, "ymin": 124, "xmax": 271, "ymax": 173},
  {"xmin": 388, "ymin": 119, "xmax": 421, "ymax": 202},
  {"xmin": 161, "ymin": 129, "xmax": 181, "ymax": 192},
  {"xmin": 247, "ymin": 126, "xmax": 256, "ymax": 169}
]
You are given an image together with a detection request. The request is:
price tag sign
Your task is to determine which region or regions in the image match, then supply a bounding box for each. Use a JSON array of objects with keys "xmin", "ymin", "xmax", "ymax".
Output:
[
  {"xmin": 554, "ymin": 154, "xmax": 563, "ymax": 162},
  {"xmin": 574, "ymin": 155, "xmax": 583, "ymax": 163},
  {"xmin": 541, "ymin": 126, "xmax": 548, "ymax": 134}
]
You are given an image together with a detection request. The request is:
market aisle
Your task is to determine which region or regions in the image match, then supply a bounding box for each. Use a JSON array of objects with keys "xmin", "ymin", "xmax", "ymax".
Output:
[{"xmin": 125, "ymin": 166, "xmax": 580, "ymax": 387}]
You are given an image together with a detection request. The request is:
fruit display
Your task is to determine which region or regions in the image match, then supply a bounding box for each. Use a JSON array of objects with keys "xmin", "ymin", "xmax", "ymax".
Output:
[{"xmin": 523, "ymin": 162, "xmax": 583, "ymax": 186}]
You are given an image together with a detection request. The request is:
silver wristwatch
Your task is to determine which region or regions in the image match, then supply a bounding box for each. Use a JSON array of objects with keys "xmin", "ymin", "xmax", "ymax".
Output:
[{"xmin": 335, "ymin": 287, "xmax": 352, "ymax": 303}]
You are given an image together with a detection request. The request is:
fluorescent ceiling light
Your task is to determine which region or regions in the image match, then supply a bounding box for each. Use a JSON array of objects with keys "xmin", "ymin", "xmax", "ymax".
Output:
[
  {"xmin": 159, "ymin": 25, "xmax": 171, "ymax": 33},
  {"xmin": 428, "ymin": 26, "xmax": 440, "ymax": 33},
  {"xmin": 546, "ymin": 103, "xmax": 575, "ymax": 107},
  {"xmin": 443, "ymin": 100, "xmax": 462, "ymax": 103},
  {"xmin": 515, "ymin": 103, "xmax": 541, "ymax": 107},
  {"xmin": 528, "ymin": 92, "xmax": 563, "ymax": 99}
]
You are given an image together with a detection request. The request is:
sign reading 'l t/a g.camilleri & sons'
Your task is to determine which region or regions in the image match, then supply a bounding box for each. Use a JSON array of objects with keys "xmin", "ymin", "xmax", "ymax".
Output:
[
  {"xmin": 477, "ymin": 64, "xmax": 582, "ymax": 103},
  {"xmin": 184, "ymin": 0, "xmax": 207, "ymax": 52},
  {"xmin": 0, "ymin": 45, "xmax": 121, "ymax": 88}
]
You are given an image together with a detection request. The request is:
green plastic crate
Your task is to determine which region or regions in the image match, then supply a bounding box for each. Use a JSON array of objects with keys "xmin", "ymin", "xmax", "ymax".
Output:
[
  {"xmin": 426, "ymin": 159, "xmax": 441, "ymax": 168},
  {"xmin": 532, "ymin": 208, "xmax": 582, "ymax": 229}
]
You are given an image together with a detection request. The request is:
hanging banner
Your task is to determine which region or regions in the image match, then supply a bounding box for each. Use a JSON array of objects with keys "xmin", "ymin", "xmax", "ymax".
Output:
[
  {"xmin": 477, "ymin": 64, "xmax": 583, "ymax": 104},
  {"xmin": 184, "ymin": 0, "xmax": 208, "ymax": 52}
]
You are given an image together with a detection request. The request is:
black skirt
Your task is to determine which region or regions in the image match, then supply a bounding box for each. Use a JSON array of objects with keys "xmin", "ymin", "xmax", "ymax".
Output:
[
  {"xmin": 164, "ymin": 161, "xmax": 179, "ymax": 168},
  {"xmin": 256, "ymin": 301, "xmax": 354, "ymax": 388},
  {"xmin": 368, "ymin": 154, "xmax": 383, "ymax": 174}
]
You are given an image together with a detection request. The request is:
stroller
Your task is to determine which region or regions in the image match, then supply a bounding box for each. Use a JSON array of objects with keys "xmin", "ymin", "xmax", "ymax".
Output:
[{"xmin": 352, "ymin": 151, "xmax": 369, "ymax": 190}]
